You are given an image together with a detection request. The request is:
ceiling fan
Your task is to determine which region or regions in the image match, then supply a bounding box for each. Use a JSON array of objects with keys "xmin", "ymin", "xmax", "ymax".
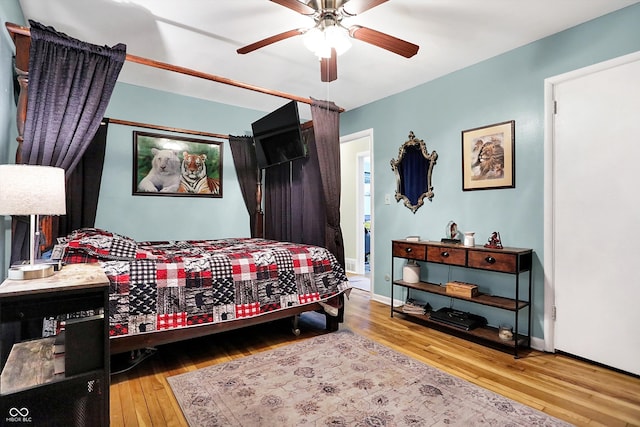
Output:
[{"xmin": 237, "ymin": 0, "xmax": 419, "ymax": 82}]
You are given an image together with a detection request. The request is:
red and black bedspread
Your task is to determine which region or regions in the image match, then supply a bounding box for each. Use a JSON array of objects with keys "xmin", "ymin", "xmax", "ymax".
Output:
[{"xmin": 61, "ymin": 228, "xmax": 350, "ymax": 338}]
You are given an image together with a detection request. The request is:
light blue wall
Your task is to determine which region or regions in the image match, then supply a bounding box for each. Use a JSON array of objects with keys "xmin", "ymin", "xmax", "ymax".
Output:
[
  {"xmin": 99, "ymin": 83, "xmax": 264, "ymax": 241},
  {"xmin": 341, "ymin": 3, "xmax": 640, "ymax": 339},
  {"xmin": 0, "ymin": 2, "xmax": 24, "ymax": 278}
]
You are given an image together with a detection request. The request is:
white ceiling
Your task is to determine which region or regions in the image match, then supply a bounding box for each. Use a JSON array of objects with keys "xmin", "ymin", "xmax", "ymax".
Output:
[{"xmin": 18, "ymin": 0, "xmax": 639, "ymax": 116}]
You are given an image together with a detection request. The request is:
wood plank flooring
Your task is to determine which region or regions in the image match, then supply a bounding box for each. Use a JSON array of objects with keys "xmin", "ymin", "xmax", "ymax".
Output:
[{"xmin": 109, "ymin": 289, "xmax": 640, "ymax": 426}]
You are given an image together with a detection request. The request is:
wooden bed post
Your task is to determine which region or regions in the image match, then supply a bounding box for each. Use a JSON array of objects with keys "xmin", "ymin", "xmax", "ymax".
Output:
[
  {"xmin": 11, "ymin": 31, "xmax": 30, "ymax": 163},
  {"xmin": 255, "ymin": 168, "xmax": 264, "ymax": 238}
]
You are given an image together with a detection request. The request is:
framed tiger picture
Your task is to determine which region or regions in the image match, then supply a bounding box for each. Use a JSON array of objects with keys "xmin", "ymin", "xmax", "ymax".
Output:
[
  {"xmin": 461, "ymin": 120, "xmax": 515, "ymax": 191},
  {"xmin": 133, "ymin": 131, "xmax": 223, "ymax": 198}
]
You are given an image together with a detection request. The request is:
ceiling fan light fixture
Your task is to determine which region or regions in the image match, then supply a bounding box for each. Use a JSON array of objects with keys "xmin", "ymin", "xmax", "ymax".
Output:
[
  {"xmin": 303, "ymin": 24, "xmax": 351, "ymax": 58},
  {"xmin": 303, "ymin": 27, "xmax": 324, "ymax": 56},
  {"xmin": 325, "ymin": 25, "xmax": 351, "ymax": 56}
]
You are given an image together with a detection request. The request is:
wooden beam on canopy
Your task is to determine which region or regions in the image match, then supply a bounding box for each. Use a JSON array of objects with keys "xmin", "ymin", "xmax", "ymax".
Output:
[{"xmin": 5, "ymin": 22, "xmax": 344, "ymax": 112}]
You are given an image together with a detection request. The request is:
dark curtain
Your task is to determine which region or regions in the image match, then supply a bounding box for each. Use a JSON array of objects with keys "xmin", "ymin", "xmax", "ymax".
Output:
[
  {"xmin": 264, "ymin": 99, "xmax": 344, "ymax": 267},
  {"xmin": 264, "ymin": 162, "xmax": 292, "ymax": 241},
  {"xmin": 265, "ymin": 129, "xmax": 325, "ymax": 246},
  {"xmin": 57, "ymin": 120, "xmax": 109, "ymax": 237},
  {"xmin": 22, "ymin": 20, "xmax": 125, "ymax": 172},
  {"xmin": 290, "ymin": 127, "xmax": 325, "ymax": 247},
  {"xmin": 11, "ymin": 21, "xmax": 125, "ymax": 264},
  {"xmin": 310, "ymin": 98, "xmax": 345, "ymax": 267},
  {"xmin": 229, "ymin": 135, "xmax": 259, "ymax": 237}
]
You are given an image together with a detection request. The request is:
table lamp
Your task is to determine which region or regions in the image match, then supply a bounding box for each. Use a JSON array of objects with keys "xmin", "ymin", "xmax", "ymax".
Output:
[{"xmin": 0, "ymin": 164, "xmax": 67, "ymax": 279}]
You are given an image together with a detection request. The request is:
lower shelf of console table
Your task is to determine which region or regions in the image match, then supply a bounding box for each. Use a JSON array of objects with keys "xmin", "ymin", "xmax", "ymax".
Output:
[{"xmin": 392, "ymin": 305, "xmax": 529, "ymax": 350}]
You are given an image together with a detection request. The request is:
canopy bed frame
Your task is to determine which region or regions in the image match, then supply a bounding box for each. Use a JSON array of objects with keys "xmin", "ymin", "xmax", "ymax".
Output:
[{"xmin": 4, "ymin": 22, "xmax": 348, "ymax": 355}]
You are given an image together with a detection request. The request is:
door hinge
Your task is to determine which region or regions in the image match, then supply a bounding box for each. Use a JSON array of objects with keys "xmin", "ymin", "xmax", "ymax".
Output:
[
  {"xmin": 553, "ymin": 100, "xmax": 558, "ymax": 114},
  {"xmin": 552, "ymin": 305, "xmax": 557, "ymax": 321}
]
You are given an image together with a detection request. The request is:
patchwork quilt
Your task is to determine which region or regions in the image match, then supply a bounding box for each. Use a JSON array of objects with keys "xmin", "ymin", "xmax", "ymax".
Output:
[{"xmin": 61, "ymin": 228, "xmax": 350, "ymax": 338}]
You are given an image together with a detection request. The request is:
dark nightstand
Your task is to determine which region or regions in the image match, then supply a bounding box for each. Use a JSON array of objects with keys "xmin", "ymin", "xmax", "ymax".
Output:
[{"xmin": 0, "ymin": 263, "xmax": 110, "ymax": 426}]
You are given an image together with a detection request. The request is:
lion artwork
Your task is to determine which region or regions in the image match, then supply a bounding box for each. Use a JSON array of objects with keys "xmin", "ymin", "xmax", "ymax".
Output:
[
  {"xmin": 178, "ymin": 151, "xmax": 221, "ymax": 194},
  {"xmin": 471, "ymin": 138, "xmax": 505, "ymax": 179},
  {"xmin": 137, "ymin": 148, "xmax": 181, "ymax": 192}
]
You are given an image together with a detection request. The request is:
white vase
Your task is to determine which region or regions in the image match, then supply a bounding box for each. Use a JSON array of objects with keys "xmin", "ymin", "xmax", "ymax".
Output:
[
  {"xmin": 402, "ymin": 262, "xmax": 420, "ymax": 283},
  {"xmin": 463, "ymin": 232, "xmax": 475, "ymax": 247}
]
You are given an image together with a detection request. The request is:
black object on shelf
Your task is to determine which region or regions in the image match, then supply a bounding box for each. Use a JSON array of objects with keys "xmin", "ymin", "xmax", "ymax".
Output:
[
  {"xmin": 429, "ymin": 307, "xmax": 487, "ymax": 331},
  {"xmin": 440, "ymin": 238, "xmax": 461, "ymax": 244}
]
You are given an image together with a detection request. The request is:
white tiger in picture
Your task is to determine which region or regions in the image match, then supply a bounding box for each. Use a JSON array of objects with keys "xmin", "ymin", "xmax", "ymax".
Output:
[
  {"xmin": 178, "ymin": 151, "xmax": 221, "ymax": 194},
  {"xmin": 137, "ymin": 148, "xmax": 181, "ymax": 192}
]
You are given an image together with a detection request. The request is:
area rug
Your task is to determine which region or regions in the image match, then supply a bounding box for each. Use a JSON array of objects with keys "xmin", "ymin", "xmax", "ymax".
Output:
[{"xmin": 167, "ymin": 330, "xmax": 571, "ymax": 426}]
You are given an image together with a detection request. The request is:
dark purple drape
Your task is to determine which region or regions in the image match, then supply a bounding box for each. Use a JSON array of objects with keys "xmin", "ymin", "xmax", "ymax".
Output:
[
  {"xmin": 265, "ymin": 129, "xmax": 325, "ymax": 246},
  {"xmin": 264, "ymin": 161, "xmax": 292, "ymax": 241},
  {"xmin": 290, "ymin": 127, "xmax": 326, "ymax": 247},
  {"xmin": 264, "ymin": 99, "xmax": 344, "ymax": 267},
  {"xmin": 229, "ymin": 135, "xmax": 260, "ymax": 237},
  {"xmin": 22, "ymin": 21, "xmax": 125, "ymax": 173},
  {"xmin": 57, "ymin": 120, "xmax": 109, "ymax": 237},
  {"xmin": 11, "ymin": 21, "xmax": 125, "ymax": 264},
  {"xmin": 310, "ymin": 98, "xmax": 345, "ymax": 267}
]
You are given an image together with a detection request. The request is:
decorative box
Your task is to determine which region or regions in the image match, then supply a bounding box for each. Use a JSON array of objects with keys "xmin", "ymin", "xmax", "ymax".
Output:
[{"xmin": 445, "ymin": 281, "xmax": 479, "ymax": 298}]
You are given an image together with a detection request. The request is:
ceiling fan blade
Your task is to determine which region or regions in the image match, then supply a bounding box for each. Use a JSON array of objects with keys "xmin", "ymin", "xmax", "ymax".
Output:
[
  {"xmin": 237, "ymin": 29, "xmax": 304, "ymax": 54},
  {"xmin": 270, "ymin": 0, "xmax": 316, "ymax": 15},
  {"xmin": 320, "ymin": 49, "xmax": 338, "ymax": 82},
  {"xmin": 349, "ymin": 25, "xmax": 419, "ymax": 58},
  {"xmin": 342, "ymin": 0, "xmax": 389, "ymax": 15}
]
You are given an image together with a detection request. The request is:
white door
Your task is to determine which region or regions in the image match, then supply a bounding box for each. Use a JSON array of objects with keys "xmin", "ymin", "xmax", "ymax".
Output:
[{"xmin": 548, "ymin": 53, "xmax": 640, "ymax": 375}]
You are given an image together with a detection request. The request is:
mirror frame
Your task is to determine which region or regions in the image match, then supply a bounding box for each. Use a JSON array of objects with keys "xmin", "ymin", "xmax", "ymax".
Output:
[{"xmin": 390, "ymin": 131, "xmax": 438, "ymax": 213}]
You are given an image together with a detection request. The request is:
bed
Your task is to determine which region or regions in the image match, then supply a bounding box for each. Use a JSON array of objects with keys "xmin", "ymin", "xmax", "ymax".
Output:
[{"xmin": 60, "ymin": 228, "xmax": 351, "ymax": 354}]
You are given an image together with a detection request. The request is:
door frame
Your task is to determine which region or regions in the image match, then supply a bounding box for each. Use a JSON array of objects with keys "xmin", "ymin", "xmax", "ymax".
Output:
[
  {"xmin": 543, "ymin": 50, "xmax": 640, "ymax": 352},
  {"xmin": 340, "ymin": 128, "xmax": 374, "ymax": 292},
  {"xmin": 355, "ymin": 151, "xmax": 370, "ymax": 274}
]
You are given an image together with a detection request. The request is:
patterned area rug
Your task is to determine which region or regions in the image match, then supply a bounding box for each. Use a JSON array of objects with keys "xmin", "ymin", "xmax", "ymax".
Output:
[{"xmin": 167, "ymin": 330, "xmax": 571, "ymax": 426}]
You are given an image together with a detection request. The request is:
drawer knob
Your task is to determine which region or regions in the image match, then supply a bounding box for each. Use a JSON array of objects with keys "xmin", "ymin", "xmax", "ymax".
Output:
[
  {"xmin": 405, "ymin": 247, "xmax": 412, "ymax": 253},
  {"xmin": 485, "ymin": 256, "xmax": 496, "ymax": 264},
  {"xmin": 441, "ymin": 251, "xmax": 449, "ymax": 257}
]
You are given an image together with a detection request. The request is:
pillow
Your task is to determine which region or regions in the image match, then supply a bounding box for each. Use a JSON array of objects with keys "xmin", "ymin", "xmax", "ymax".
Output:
[{"xmin": 62, "ymin": 228, "xmax": 138, "ymax": 262}]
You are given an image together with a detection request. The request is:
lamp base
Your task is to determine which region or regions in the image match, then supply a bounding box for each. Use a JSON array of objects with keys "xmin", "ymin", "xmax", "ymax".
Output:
[{"xmin": 7, "ymin": 263, "xmax": 55, "ymax": 280}]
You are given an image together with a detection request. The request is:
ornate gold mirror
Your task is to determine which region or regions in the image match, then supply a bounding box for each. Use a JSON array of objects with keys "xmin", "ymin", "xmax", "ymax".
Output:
[{"xmin": 390, "ymin": 131, "xmax": 438, "ymax": 213}]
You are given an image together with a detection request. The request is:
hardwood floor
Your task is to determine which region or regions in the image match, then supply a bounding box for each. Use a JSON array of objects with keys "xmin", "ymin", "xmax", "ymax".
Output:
[{"xmin": 109, "ymin": 289, "xmax": 640, "ymax": 426}]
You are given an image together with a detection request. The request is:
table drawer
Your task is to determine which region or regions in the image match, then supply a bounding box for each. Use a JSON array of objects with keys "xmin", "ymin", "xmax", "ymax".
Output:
[
  {"xmin": 468, "ymin": 250, "xmax": 518, "ymax": 273},
  {"xmin": 392, "ymin": 242, "xmax": 426, "ymax": 260},
  {"xmin": 426, "ymin": 246, "xmax": 466, "ymax": 266}
]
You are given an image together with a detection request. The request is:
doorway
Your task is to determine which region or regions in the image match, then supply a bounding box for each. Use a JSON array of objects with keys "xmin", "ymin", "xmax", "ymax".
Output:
[{"xmin": 340, "ymin": 129, "xmax": 373, "ymax": 293}]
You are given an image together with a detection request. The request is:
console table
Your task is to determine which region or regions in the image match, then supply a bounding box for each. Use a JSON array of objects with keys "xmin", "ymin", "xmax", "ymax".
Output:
[{"xmin": 391, "ymin": 239, "xmax": 533, "ymax": 357}]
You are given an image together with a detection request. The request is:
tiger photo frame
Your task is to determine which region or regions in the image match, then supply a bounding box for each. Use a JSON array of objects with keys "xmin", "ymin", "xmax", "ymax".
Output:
[
  {"xmin": 461, "ymin": 120, "xmax": 515, "ymax": 191},
  {"xmin": 133, "ymin": 131, "xmax": 223, "ymax": 198}
]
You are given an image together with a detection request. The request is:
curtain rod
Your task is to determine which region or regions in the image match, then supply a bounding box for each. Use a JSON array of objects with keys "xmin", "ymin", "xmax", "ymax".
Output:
[
  {"xmin": 108, "ymin": 118, "xmax": 230, "ymax": 140},
  {"xmin": 5, "ymin": 22, "xmax": 344, "ymax": 112},
  {"xmin": 109, "ymin": 116, "xmax": 313, "ymax": 138}
]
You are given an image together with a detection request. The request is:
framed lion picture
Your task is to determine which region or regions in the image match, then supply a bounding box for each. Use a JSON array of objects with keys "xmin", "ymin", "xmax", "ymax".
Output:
[
  {"xmin": 461, "ymin": 120, "xmax": 515, "ymax": 191},
  {"xmin": 133, "ymin": 131, "xmax": 223, "ymax": 198}
]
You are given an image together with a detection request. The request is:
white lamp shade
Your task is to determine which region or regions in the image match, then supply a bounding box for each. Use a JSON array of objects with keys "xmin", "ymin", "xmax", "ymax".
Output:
[{"xmin": 0, "ymin": 164, "xmax": 67, "ymax": 216}]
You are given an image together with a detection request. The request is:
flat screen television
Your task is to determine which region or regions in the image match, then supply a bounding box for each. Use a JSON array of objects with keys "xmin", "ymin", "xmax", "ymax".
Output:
[{"xmin": 251, "ymin": 101, "xmax": 306, "ymax": 169}]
